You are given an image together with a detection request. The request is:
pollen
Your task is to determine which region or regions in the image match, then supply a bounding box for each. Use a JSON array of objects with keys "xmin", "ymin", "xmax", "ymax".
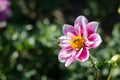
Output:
[{"xmin": 70, "ymin": 36, "xmax": 84, "ymax": 49}]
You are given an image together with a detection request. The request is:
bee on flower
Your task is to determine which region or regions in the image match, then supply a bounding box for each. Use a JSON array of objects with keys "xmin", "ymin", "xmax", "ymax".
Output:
[{"xmin": 58, "ymin": 15, "xmax": 102, "ymax": 67}]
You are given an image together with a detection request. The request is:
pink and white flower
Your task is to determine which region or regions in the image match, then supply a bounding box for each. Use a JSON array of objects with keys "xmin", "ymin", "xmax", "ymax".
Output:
[
  {"xmin": 0, "ymin": 0, "xmax": 11, "ymax": 21},
  {"xmin": 0, "ymin": 0, "xmax": 10, "ymax": 12},
  {"xmin": 58, "ymin": 15, "xmax": 102, "ymax": 67}
]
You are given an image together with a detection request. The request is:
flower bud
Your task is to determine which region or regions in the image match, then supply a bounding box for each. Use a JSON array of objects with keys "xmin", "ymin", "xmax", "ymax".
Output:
[{"xmin": 108, "ymin": 54, "xmax": 120, "ymax": 67}]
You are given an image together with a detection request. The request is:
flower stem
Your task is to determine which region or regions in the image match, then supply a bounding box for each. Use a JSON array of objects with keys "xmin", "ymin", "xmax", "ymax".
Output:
[
  {"xmin": 107, "ymin": 67, "xmax": 114, "ymax": 80},
  {"xmin": 89, "ymin": 55, "xmax": 99, "ymax": 80}
]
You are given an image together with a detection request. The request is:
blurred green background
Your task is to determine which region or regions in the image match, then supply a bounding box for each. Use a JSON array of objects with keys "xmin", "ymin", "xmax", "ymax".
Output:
[{"xmin": 0, "ymin": 0, "xmax": 120, "ymax": 80}]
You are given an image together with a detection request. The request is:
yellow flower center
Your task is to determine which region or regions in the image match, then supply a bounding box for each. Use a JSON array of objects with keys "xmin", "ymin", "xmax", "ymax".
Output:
[{"xmin": 70, "ymin": 36, "xmax": 84, "ymax": 49}]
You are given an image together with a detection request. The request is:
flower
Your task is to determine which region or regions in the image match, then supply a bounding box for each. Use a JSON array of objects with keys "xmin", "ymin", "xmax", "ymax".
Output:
[
  {"xmin": 0, "ymin": 0, "xmax": 10, "ymax": 12},
  {"xmin": 58, "ymin": 15, "xmax": 102, "ymax": 67},
  {"xmin": 0, "ymin": 0, "xmax": 11, "ymax": 21}
]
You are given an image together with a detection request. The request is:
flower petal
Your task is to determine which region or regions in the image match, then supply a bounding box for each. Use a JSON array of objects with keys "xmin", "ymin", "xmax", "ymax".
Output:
[
  {"xmin": 62, "ymin": 24, "xmax": 77, "ymax": 36},
  {"xmin": 58, "ymin": 48, "xmax": 72, "ymax": 63},
  {"xmin": 85, "ymin": 33, "xmax": 102, "ymax": 49},
  {"xmin": 59, "ymin": 36, "xmax": 69, "ymax": 43},
  {"xmin": 74, "ymin": 15, "xmax": 88, "ymax": 28},
  {"xmin": 58, "ymin": 36, "xmax": 70, "ymax": 47},
  {"xmin": 76, "ymin": 47, "xmax": 89, "ymax": 62},
  {"xmin": 74, "ymin": 15, "xmax": 88, "ymax": 39},
  {"xmin": 86, "ymin": 22, "xmax": 99, "ymax": 36},
  {"xmin": 65, "ymin": 50, "xmax": 77, "ymax": 67},
  {"xmin": 74, "ymin": 22, "xmax": 81, "ymax": 35},
  {"xmin": 65, "ymin": 56, "xmax": 75, "ymax": 67}
]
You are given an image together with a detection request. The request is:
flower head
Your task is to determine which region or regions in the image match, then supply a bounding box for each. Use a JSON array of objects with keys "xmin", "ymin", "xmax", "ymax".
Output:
[
  {"xmin": 0, "ymin": 0, "xmax": 11, "ymax": 21},
  {"xmin": 58, "ymin": 15, "xmax": 102, "ymax": 67}
]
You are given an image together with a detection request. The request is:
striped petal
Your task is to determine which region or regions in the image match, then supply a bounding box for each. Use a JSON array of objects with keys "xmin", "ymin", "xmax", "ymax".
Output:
[
  {"xmin": 85, "ymin": 33, "xmax": 102, "ymax": 49},
  {"xmin": 62, "ymin": 24, "xmax": 77, "ymax": 36},
  {"xmin": 58, "ymin": 48, "xmax": 72, "ymax": 63},
  {"xmin": 86, "ymin": 22, "xmax": 99, "ymax": 36},
  {"xmin": 76, "ymin": 47, "xmax": 89, "ymax": 62},
  {"xmin": 74, "ymin": 15, "xmax": 88, "ymax": 39}
]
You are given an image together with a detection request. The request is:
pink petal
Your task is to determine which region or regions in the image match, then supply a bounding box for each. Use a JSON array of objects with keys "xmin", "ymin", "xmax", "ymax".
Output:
[
  {"xmin": 66, "ymin": 32, "xmax": 76, "ymax": 39},
  {"xmin": 74, "ymin": 22, "xmax": 81, "ymax": 35},
  {"xmin": 74, "ymin": 15, "xmax": 88, "ymax": 28},
  {"xmin": 58, "ymin": 48, "xmax": 72, "ymax": 63},
  {"xmin": 74, "ymin": 15, "xmax": 88, "ymax": 39},
  {"xmin": 65, "ymin": 56, "xmax": 75, "ymax": 67},
  {"xmin": 85, "ymin": 33, "xmax": 102, "ymax": 49},
  {"xmin": 86, "ymin": 22, "xmax": 99, "ymax": 36},
  {"xmin": 58, "ymin": 36, "xmax": 70, "ymax": 47},
  {"xmin": 65, "ymin": 50, "xmax": 77, "ymax": 67},
  {"xmin": 59, "ymin": 43, "xmax": 70, "ymax": 48},
  {"xmin": 62, "ymin": 24, "xmax": 77, "ymax": 36},
  {"xmin": 58, "ymin": 53, "xmax": 70, "ymax": 63},
  {"xmin": 59, "ymin": 36, "xmax": 69, "ymax": 43},
  {"xmin": 76, "ymin": 47, "xmax": 89, "ymax": 62}
]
